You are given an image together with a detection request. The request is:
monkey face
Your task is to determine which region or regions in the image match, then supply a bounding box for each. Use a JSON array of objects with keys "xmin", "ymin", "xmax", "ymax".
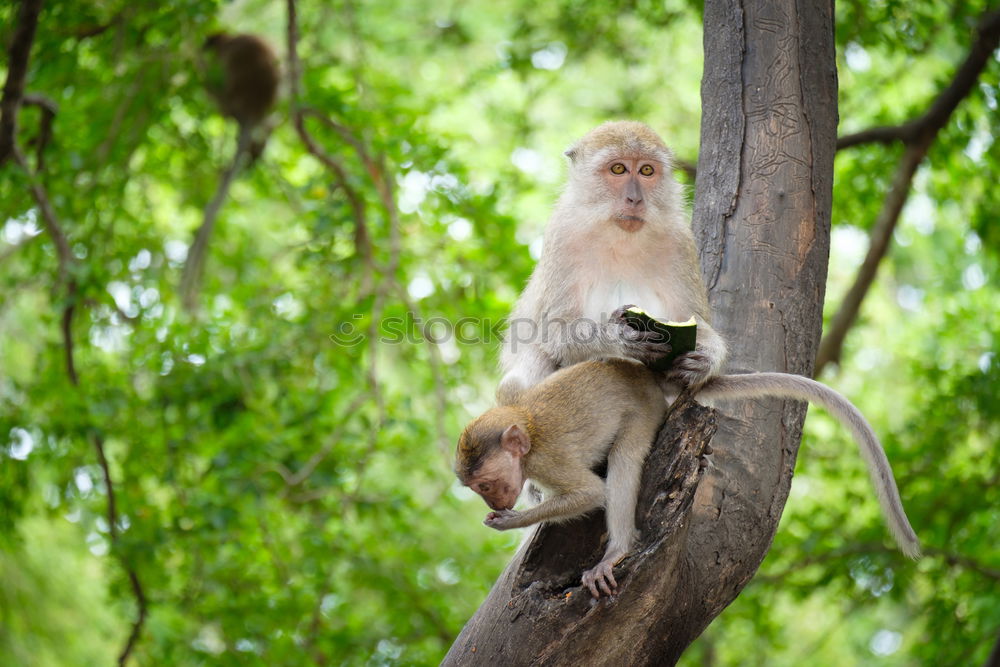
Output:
[
  {"xmin": 466, "ymin": 450, "xmax": 524, "ymax": 511},
  {"xmin": 602, "ymin": 157, "xmax": 663, "ymax": 232},
  {"xmin": 559, "ymin": 122, "xmax": 679, "ymax": 234}
]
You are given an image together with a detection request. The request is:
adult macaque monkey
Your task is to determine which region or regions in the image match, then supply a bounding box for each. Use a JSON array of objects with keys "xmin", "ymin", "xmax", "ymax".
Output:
[
  {"xmin": 494, "ymin": 121, "xmax": 920, "ymax": 559},
  {"xmin": 458, "ymin": 358, "xmax": 917, "ymax": 598},
  {"xmin": 180, "ymin": 32, "xmax": 280, "ymax": 311},
  {"xmin": 499, "ymin": 120, "xmax": 727, "ymax": 402}
]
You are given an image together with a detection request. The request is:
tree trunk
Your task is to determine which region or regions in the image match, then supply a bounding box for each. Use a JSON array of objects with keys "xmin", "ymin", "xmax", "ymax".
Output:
[
  {"xmin": 684, "ymin": 0, "xmax": 838, "ymax": 646},
  {"xmin": 444, "ymin": 0, "xmax": 837, "ymax": 661}
]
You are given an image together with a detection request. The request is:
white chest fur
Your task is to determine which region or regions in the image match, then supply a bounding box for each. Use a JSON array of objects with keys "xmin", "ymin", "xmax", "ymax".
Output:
[
  {"xmin": 566, "ymin": 227, "xmax": 688, "ymax": 323},
  {"xmin": 582, "ymin": 279, "xmax": 663, "ymax": 322}
]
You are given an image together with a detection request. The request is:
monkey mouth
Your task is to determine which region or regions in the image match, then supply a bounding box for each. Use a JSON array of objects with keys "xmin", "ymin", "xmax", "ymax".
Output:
[
  {"xmin": 615, "ymin": 215, "xmax": 645, "ymax": 232},
  {"xmin": 488, "ymin": 500, "xmax": 515, "ymax": 511}
]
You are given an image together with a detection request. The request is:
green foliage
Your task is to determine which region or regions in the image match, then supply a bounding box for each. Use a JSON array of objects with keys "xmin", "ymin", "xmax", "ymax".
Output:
[
  {"xmin": 1, "ymin": 0, "xmax": 997, "ymax": 665},
  {"xmin": 0, "ymin": 518, "xmax": 125, "ymax": 666}
]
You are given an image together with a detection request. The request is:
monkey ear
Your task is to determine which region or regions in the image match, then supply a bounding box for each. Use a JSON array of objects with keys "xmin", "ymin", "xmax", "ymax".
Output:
[
  {"xmin": 563, "ymin": 147, "xmax": 577, "ymax": 162},
  {"xmin": 500, "ymin": 424, "xmax": 531, "ymax": 457}
]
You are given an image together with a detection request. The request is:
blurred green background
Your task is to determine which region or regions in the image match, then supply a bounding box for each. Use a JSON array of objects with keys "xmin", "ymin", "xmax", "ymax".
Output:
[{"xmin": 1, "ymin": 1, "xmax": 998, "ymax": 664}]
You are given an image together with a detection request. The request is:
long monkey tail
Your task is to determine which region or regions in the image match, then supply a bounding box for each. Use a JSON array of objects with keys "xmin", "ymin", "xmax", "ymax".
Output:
[
  {"xmin": 697, "ymin": 372, "xmax": 921, "ymax": 559},
  {"xmin": 180, "ymin": 123, "xmax": 253, "ymax": 313}
]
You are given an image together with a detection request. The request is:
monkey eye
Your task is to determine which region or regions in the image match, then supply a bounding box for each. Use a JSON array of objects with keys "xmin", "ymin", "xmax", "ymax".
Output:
[
  {"xmin": 639, "ymin": 164, "xmax": 655, "ymax": 176},
  {"xmin": 478, "ymin": 483, "xmax": 491, "ymax": 494},
  {"xmin": 610, "ymin": 163, "xmax": 627, "ymax": 175}
]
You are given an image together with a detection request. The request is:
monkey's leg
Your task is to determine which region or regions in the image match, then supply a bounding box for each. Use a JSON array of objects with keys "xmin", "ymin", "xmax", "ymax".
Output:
[{"xmin": 582, "ymin": 423, "xmax": 656, "ymax": 597}]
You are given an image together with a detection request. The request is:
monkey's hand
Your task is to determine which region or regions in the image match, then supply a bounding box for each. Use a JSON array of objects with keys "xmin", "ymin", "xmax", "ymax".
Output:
[
  {"xmin": 610, "ymin": 305, "xmax": 673, "ymax": 365},
  {"xmin": 581, "ymin": 557, "xmax": 619, "ymax": 598},
  {"xmin": 666, "ymin": 347, "xmax": 713, "ymax": 388},
  {"xmin": 484, "ymin": 509, "xmax": 523, "ymax": 531}
]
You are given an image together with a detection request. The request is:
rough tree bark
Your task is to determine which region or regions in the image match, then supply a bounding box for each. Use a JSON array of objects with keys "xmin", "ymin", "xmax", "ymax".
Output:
[
  {"xmin": 684, "ymin": 0, "xmax": 837, "ymax": 647},
  {"xmin": 444, "ymin": 0, "xmax": 836, "ymax": 662}
]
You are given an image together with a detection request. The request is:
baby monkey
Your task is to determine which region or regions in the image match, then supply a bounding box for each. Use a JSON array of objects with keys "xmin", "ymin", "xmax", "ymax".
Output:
[
  {"xmin": 456, "ymin": 358, "xmax": 667, "ymax": 598},
  {"xmin": 457, "ymin": 356, "xmax": 920, "ymax": 598}
]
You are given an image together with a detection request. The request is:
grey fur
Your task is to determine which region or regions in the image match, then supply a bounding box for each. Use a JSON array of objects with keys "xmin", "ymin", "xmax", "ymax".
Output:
[{"xmin": 697, "ymin": 373, "xmax": 920, "ymax": 557}]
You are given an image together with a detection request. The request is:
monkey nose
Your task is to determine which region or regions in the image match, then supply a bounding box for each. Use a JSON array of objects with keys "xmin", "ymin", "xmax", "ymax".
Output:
[{"xmin": 625, "ymin": 179, "xmax": 643, "ymax": 205}]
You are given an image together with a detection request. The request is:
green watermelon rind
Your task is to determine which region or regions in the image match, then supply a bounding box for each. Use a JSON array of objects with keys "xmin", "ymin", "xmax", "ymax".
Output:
[{"xmin": 621, "ymin": 307, "xmax": 698, "ymax": 372}]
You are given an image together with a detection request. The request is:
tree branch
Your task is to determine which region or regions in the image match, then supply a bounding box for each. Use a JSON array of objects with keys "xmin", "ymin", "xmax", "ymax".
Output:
[
  {"xmin": 13, "ymin": 148, "xmax": 71, "ymax": 273},
  {"xmin": 910, "ymin": 10, "xmax": 1000, "ymax": 141},
  {"xmin": 22, "ymin": 92, "xmax": 57, "ymax": 170},
  {"xmin": 60, "ymin": 300, "xmax": 79, "ymax": 385},
  {"xmin": 985, "ymin": 630, "xmax": 1000, "ymax": 667},
  {"xmin": 4, "ymin": 0, "xmax": 74, "ymax": 386},
  {"xmin": 295, "ymin": 116, "xmax": 396, "ymax": 274},
  {"xmin": 61, "ymin": 9, "xmax": 125, "ymax": 40},
  {"xmin": 4, "ymin": 11, "xmax": 148, "ymax": 648},
  {"xmin": 89, "ymin": 431, "xmax": 149, "ymax": 666},
  {"xmin": 0, "ymin": 0, "xmax": 43, "ymax": 165},
  {"xmin": 815, "ymin": 140, "xmax": 927, "ymax": 371},
  {"xmin": 22, "ymin": 163, "xmax": 149, "ymax": 662},
  {"xmin": 20, "ymin": 142, "xmax": 148, "ymax": 661},
  {"xmin": 816, "ymin": 8, "xmax": 1000, "ymax": 374},
  {"xmin": 13, "ymin": 145, "xmax": 78, "ymax": 383},
  {"xmin": 292, "ymin": 111, "xmax": 375, "ymax": 268},
  {"xmin": 836, "ymin": 123, "xmax": 918, "ymax": 151},
  {"xmin": 179, "ymin": 124, "xmax": 252, "ymax": 312},
  {"xmin": 836, "ymin": 10, "xmax": 1000, "ymax": 152},
  {"xmin": 119, "ymin": 569, "xmax": 148, "ymax": 666},
  {"xmin": 286, "ymin": 0, "xmax": 375, "ymax": 278}
]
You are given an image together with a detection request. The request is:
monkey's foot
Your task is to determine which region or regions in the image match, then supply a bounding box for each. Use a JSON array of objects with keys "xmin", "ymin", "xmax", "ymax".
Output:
[
  {"xmin": 581, "ymin": 559, "xmax": 619, "ymax": 598},
  {"xmin": 484, "ymin": 509, "xmax": 522, "ymax": 530},
  {"xmin": 666, "ymin": 349, "xmax": 713, "ymax": 387}
]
